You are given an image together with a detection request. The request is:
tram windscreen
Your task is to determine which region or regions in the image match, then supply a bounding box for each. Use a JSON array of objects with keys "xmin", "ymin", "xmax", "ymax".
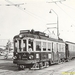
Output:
[
  {"xmin": 23, "ymin": 40, "xmax": 26, "ymax": 51},
  {"xmin": 14, "ymin": 39, "xmax": 27, "ymax": 52},
  {"xmin": 28, "ymin": 39, "xmax": 33, "ymax": 51},
  {"xmin": 19, "ymin": 40, "xmax": 21, "ymax": 51},
  {"xmin": 14, "ymin": 40, "xmax": 17, "ymax": 52}
]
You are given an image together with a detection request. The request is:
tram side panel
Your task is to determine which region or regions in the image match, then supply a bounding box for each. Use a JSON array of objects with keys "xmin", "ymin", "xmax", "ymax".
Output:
[
  {"xmin": 39, "ymin": 40, "xmax": 59, "ymax": 64},
  {"xmin": 70, "ymin": 44, "xmax": 75, "ymax": 59},
  {"xmin": 52, "ymin": 42, "xmax": 59, "ymax": 63},
  {"xmin": 35, "ymin": 39, "xmax": 53, "ymax": 64},
  {"xmin": 34, "ymin": 39, "xmax": 59, "ymax": 64},
  {"xmin": 65, "ymin": 43, "xmax": 69, "ymax": 61},
  {"xmin": 65, "ymin": 42, "xmax": 75, "ymax": 61},
  {"xmin": 67, "ymin": 43, "xmax": 75, "ymax": 60},
  {"xmin": 58, "ymin": 42, "xmax": 65, "ymax": 61}
]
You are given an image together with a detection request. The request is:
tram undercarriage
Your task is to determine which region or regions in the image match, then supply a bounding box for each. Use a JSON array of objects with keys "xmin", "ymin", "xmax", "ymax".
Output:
[{"xmin": 17, "ymin": 61, "xmax": 50, "ymax": 70}]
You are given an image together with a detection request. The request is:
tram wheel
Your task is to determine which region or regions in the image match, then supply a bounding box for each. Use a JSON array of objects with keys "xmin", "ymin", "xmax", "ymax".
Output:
[
  {"xmin": 39, "ymin": 62, "xmax": 43, "ymax": 69},
  {"xmin": 30, "ymin": 62, "xmax": 41, "ymax": 70},
  {"xmin": 45, "ymin": 61, "xmax": 49, "ymax": 67},
  {"xmin": 57, "ymin": 59, "xmax": 61, "ymax": 64},
  {"xmin": 18, "ymin": 65, "xmax": 25, "ymax": 70}
]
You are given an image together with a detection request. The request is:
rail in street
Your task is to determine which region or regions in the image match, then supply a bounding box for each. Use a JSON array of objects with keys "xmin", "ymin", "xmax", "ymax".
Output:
[{"xmin": 0, "ymin": 59, "xmax": 75, "ymax": 75}]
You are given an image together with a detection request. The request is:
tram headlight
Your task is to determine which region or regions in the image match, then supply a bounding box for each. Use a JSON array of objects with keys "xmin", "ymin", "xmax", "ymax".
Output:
[
  {"xmin": 19, "ymin": 34, "xmax": 22, "ymax": 38},
  {"xmin": 13, "ymin": 56, "xmax": 17, "ymax": 59},
  {"xmin": 29, "ymin": 55, "xmax": 33, "ymax": 60}
]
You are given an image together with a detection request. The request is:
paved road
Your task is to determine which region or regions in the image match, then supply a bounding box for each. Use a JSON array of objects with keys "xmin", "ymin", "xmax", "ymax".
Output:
[{"xmin": 0, "ymin": 59, "xmax": 75, "ymax": 75}]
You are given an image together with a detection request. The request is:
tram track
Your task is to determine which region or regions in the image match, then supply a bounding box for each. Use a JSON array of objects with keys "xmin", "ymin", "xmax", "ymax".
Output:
[
  {"xmin": 0, "ymin": 65, "xmax": 30, "ymax": 75},
  {"xmin": 0, "ymin": 60, "xmax": 75, "ymax": 75},
  {"xmin": 38, "ymin": 61, "xmax": 72, "ymax": 75}
]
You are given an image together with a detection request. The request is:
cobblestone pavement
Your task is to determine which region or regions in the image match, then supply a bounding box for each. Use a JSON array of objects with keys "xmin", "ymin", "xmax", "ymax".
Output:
[{"xmin": 0, "ymin": 59, "xmax": 75, "ymax": 75}]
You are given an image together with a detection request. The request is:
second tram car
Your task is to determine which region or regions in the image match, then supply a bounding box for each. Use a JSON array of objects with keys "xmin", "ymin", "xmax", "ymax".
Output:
[
  {"xmin": 13, "ymin": 30, "xmax": 75, "ymax": 70},
  {"xmin": 65, "ymin": 41, "xmax": 75, "ymax": 61}
]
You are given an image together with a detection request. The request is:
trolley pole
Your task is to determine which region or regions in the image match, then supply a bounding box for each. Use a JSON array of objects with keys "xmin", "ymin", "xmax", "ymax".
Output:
[{"xmin": 49, "ymin": 9, "xmax": 59, "ymax": 39}]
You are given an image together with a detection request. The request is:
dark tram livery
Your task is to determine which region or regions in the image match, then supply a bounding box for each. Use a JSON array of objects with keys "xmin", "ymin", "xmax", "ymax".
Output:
[{"xmin": 13, "ymin": 30, "xmax": 75, "ymax": 70}]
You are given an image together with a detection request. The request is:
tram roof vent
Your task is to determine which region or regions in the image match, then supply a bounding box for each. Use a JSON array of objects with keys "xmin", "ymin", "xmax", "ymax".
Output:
[{"xmin": 35, "ymin": 31, "xmax": 45, "ymax": 36}]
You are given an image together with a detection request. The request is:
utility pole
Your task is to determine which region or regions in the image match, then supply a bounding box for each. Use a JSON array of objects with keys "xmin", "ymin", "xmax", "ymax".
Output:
[{"xmin": 49, "ymin": 9, "xmax": 59, "ymax": 39}]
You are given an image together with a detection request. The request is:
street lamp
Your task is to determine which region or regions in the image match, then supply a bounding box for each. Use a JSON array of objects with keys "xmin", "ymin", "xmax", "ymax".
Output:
[{"xmin": 49, "ymin": 9, "xmax": 59, "ymax": 39}]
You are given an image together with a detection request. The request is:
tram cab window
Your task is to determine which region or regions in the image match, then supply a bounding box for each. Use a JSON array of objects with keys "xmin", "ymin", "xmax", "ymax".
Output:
[
  {"xmin": 43, "ymin": 42, "xmax": 46, "ymax": 51},
  {"xmin": 14, "ymin": 40, "xmax": 17, "ymax": 52},
  {"xmin": 28, "ymin": 39, "xmax": 33, "ymax": 51},
  {"xmin": 23, "ymin": 40, "xmax": 26, "ymax": 51},
  {"xmin": 36, "ymin": 41, "xmax": 41, "ymax": 51},
  {"xmin": 19, "ymin": 40, "xmax": 21, "ymax": 51}
]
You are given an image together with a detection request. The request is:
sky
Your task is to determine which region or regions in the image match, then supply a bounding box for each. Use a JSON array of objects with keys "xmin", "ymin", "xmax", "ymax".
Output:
[{"xmin": 0, "ymin": 0, "xmax": 75, "ymax": 43}]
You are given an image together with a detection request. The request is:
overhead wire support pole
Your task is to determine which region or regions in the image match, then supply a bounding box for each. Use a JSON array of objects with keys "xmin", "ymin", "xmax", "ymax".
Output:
[
  {"xmin": 49, "ymin": 9, "xmax": 59, "ymax": 39},
  {"xmin": 46, "ymin": 0, "xmax": 66, "ymax": 39}
]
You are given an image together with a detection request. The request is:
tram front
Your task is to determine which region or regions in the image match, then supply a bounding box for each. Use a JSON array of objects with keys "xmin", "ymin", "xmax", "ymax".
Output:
[{"xmin": 13, "ymin": 33, "xmax": 35, "ymax": 69}]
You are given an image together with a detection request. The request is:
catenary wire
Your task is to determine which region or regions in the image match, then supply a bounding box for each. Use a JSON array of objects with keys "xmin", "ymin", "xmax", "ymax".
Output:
[
  {"xmin": 61, "ymin": 2, "xmax": 75, "ymax": 11},
  {"xmin": 55, "ymin": 3, "xmax": 75, "ymax": 22},
  {"xmin": 5, "ymin": 0, "xmax": 49, "ymax": 24}
]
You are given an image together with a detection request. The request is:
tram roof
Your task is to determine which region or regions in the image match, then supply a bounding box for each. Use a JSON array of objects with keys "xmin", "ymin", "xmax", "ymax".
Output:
[
  {"xmin": 14, "ymin": 30, "xmax": 64, "ymax": 43},
  {"xmin": 65, "ymin": 41, "xmax": 75, "ymax": 45}
]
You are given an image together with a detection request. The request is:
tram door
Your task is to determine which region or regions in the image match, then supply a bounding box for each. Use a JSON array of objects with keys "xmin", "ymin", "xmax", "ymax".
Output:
[
  {"xmin": 65, "ymin": 44, "xmax": 69, "ymax": 60},
  {"xmin": 52, "ymin": 42, "xmax": 59, "ymax": 62}
]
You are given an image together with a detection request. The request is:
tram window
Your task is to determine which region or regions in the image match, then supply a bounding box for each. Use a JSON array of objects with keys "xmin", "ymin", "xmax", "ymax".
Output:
[
  {"xmin": 23, "ymin": 40, "xmax": 26, "ymax": 51},
  {"xmin": 28, "ymin": 39, "xmax": 33, "ymax": 51},
  {"xmin": 58, "ymin": 44, "xmax": 61, "ymax": 52},
  {"xmin": 14, "ymin": 40, "xmax": 17, "ymax": 52},
  {"xmin": 48, "ymin": 43, "xmax": 51, "ymax": 51},
  {"xmin": 36, "ymin": 41, "xmax": 41, "ymax": 51},
  {"xmin": 19, "ymin": 40, "xmax": 21, "ymax": 51},
  {"xmin": 43, "ymin": 42, "xmax": 46, "ymax": 51},
  {"xmin": 53, "ymin": 43, "xmax": 57, "ymax": 52}
]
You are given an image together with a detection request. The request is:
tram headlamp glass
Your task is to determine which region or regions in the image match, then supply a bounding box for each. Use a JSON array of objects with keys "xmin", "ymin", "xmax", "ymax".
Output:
[
  {"xmin": 19, "ymin": 34, "xmax": 22, "ymax": 38},
  {"xmin": 29, "ymin": 55, "xmax": 33, "ymax": 59},
  {"xmin": 13, "ymin": 56, "xmax": 17, "ymax": 59}
]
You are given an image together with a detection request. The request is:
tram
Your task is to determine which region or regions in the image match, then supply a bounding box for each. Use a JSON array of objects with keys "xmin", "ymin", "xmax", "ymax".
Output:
[{"xmin": 13, "ymin": 29, "xmax": 75, "ymax": 70}]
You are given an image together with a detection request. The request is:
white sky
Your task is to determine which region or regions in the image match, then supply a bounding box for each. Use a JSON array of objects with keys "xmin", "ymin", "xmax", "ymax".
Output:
[{"xmin": 0, "ymin": 0, "xmax": 75, "ymax": 42}]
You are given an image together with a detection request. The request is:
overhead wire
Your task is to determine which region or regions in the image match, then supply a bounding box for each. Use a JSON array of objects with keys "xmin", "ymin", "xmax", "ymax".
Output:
[
  {"xmin": 55, "ymin": 2, "xmax": 75, "ymax": 33},
  {"xmin": 5, "ymin": 0, "xmax": 59, "ymax": 34},
  {"xmin": 5, "ymin": 0, "xmax": 49, "ymax": 24},
  {"xmin": 55, "ymin": 3, "xmax": 75, "ymax": 22},
  {"xmin": 60, "ymin": 2, "xmax": 75, "ymax": 27},
  {"xmin": 61, "ymin": 2, "xmax": 75, "ymax": 11},
  {"xmin": 47, "ymin": 0, "xmax": 75, "ymax": 27},
  {"xmin": 47, "ymin": 0, "xmax": 75, "ymax": 34}
]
